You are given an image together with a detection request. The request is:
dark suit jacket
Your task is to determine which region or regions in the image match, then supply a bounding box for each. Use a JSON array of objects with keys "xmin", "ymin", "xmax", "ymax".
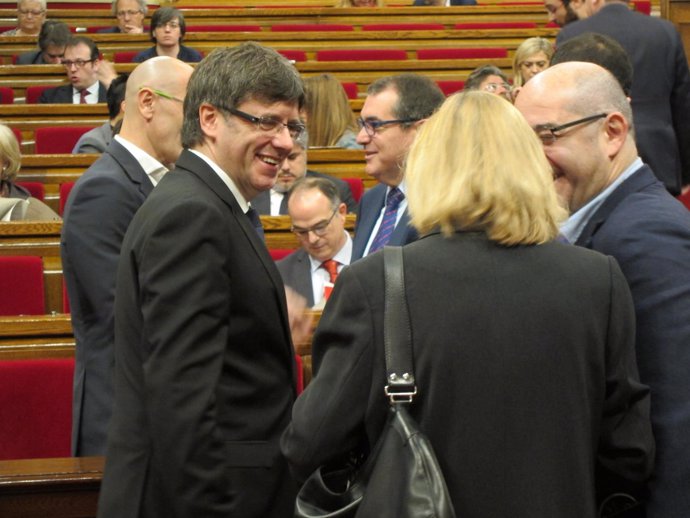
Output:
[
  {"xmin": 38, "ymin": 82, "xmax": 107, "ymax": 104},
  {"xmin": 16, "ymin": 49, "xmax": 46, "ymax": 64},
  {"xmin": 575, "ymin": 164, "xmax": 690, "ymax": 517},
  {"xmin": 133, "ymin": 44, "xmax": 203, "ymax": 63},
  {"xmin": 252, "ymin": 170, "xmax": 358, "ymax": 215},
  {"xmin": 351, "ymin": 182, "xmax": 417, "ymax": 260},
  {"xmin": 276, "ymin": 249, "xmax": 315, "ymax": 306},
  {"xmin": 98, "ymin": 150, "xmax": 298, "ymax": 518},
  {"xmin": 557, "ymin": 3, "xmax": 690, "ymax": 194},
  {"xmin": 61, "ymin": 139, "xmax": 154, "ymax": 456},
  {"xmin": 282, "ymin": 233, "xmax": 654, "ymax": 517}
]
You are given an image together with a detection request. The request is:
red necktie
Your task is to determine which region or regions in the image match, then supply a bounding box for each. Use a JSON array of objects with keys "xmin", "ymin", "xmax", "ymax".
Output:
[
  {"xmin": 79, "ymin": 89, "xmax": 88, "ymax": 104},
  {"xmin": 321, "ymin": 259, "xmax": 339, "ymax": 284}
]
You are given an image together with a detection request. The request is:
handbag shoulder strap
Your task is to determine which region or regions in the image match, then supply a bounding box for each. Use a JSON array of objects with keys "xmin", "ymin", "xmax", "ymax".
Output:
[{"xmin": 383, "ymin": 246, "xmax": 417, "ymax": 404}]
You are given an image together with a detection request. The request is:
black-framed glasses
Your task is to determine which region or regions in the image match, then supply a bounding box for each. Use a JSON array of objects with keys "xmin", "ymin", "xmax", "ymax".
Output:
[
  {"xmin": 62, "ymin": 59, "xmax": 96, "ymax": 69},
  {"xmin": 146, "ymin": 87, "xmax": 184, "ymax": 103},
  {"xmin": 225, "ymin": 107, "xmax": 305, "ymax": 139},
  {"xmin": 291, "ymin": 208, "xmax": 338, "ymax": 238},
  {"xmin": 357, "ymin": 117, "xmax": 419, "ymax": 138},
  {"xmin": 535, "ymin": 113, "xmax": 608, "ymax": 145}
]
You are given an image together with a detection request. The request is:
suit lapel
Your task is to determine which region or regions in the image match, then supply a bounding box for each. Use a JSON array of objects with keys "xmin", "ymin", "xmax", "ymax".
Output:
[
  {"xmin": 352, "ymin": 184, "xmax": 386, "ymax": 259},
  {"xmin": 295, "ymin": 251, "xmax": 315, "ymax": 307},
  {"xmin": 106, "ymin": 139, "xmax": 154, "ymax": 199}
]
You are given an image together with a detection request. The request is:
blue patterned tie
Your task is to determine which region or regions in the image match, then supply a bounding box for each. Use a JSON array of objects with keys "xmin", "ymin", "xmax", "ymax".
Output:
[{"xmin": 369, "ymin": 187, "xmax": 404, "ymax": 253}]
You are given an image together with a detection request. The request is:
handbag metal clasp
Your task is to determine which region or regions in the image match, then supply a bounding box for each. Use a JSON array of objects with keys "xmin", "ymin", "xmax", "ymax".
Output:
[{"xmin": 385, "ymin": 373, "xmax": 417, "ymax": 404}]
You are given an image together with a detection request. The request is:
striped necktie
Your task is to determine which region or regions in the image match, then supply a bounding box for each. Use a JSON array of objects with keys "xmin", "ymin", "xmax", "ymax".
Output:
[{"xmin": 369, "ymin": 187, "xmax": 404, "ymax": 253}]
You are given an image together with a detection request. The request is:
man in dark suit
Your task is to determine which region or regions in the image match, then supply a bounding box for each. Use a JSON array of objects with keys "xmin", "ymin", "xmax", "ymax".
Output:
[
  {"xmin": 97, "ymin": 43, "xmax": 311, "ymax": 518},
  {"xmin": 516, "ymin": 61, "xmax": 690, "ymax": 518},
  {"xmin": 16, "ymin": 20, "xmax": 70, "ymax": 65},
  {"xmin": 61, "ymin": 57, "xmax": 193, "ymax": 457},
  {"xmin": 277, "ymin": 177, "xmax": 351, "ymax": 308},
  {"xmin": 98, "ymin": 0, "xmax": 147, "ymax": 34},
  {"xmin": 351, "ymin": 73, "xmax": 445, "ymax": 260},
  {"xmin": 38, "ymin": 36, "xmax": 109, "ymax": 104},
  {"xmin": 556, "ymin": 0, "xmax": 690, "ymax": 195},
  {"xmin": 251, "ymin": 130, "xmax": 357, "ymax": 215}
]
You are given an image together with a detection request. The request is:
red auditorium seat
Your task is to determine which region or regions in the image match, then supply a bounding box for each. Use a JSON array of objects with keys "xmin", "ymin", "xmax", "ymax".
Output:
[
  {"xmin": 59, "ymin": 181, "xmax": 75, "ymax": 215},
  {"xmin": 271, "ymin": 24, "xmax": 353, "ymax": 31},
  {"xmin": 25, "ymin": 85, "xmax": 52, "ymax": 104},
  {"xmin": 269, "ymin": 249, "xmax": 294, "ymax": 261},
  {"xmin": 35, "ymin": 126, "xmax": 95, "ymax": 154},
  {"xmin": 343, "ymin": 177, "xmax": 364, "ymax": 203},
  {"xmin": 677, "ymin": 191, "xmax": 690, "ymax": 210},
  {"xmin": 114, "ymin": 51, "xmax": 138, "ymax": 63},
  {"xmin": 0, "ymin": 359, "xmax": 74, "ymax": 460},
  {"xmin": 186, "ymin": 24, "xmax": 261, "ymax": 32},
  {"xmin": 0, "ymin": 86, "xmax": 14, "ymax": 104},
  {"xmin": 316, "ymin": 49, "xmax": 407, "ymax": 61},
  {"xmin": 632, "ymin": 0, "xmax": 651, "ymax": 14},
  {"xmin": 0, "ymin": 256, "xmax": 45, "ymax": 316},
  {"xmin": 341, "ymin": 82, "xmax": 358, "ymax": 100},
  {"xmin": 294, "ymin": 355, "xmax": 304, "ymax": 395},
  {"xmin": 11, "ymin": 127, "xmax": 22, "ymax": 145},
  {"xmin": 454, "ymin": 22, "xmax": 538, "ymax": 29},
  {"xmin": 362, "ymin": 23, "xmax": 444, "ymax": 31},
  {"xmin": 436, "ymin": 80, "xmax": 465, "ymax": 96},
  {"xmin": 16, "ymin": 181, "xmax": 45, "ymax": 200},
  {"xmin": 418, "ymin": 48, "xmax": 508, "ymax": 59},
  {"xmin": 278, "ymin": 50, "xmax": 308, "ymax": 62},
  {"xmin": 63, "ymin": 281, "xmax": 70, "ymax": 313}
]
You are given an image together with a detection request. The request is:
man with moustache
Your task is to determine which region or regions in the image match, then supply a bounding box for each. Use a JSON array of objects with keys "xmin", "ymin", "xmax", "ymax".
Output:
[
  {"xmin": 515, "ymin": 61, "xmax": 690, "ymax": 517},
  {"xmin": 352, "ymin": 73, "xmax": 444, "ymax": 260}
]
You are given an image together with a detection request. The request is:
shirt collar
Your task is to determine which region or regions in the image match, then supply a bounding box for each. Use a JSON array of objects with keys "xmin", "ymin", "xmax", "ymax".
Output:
[
  {"xmin": 188, "ymin": 149, "xmax": 250, "ymax": 213},
  {"xmin": 114, "ymin": 134, "xmax": 168, "ymax": 185},
  {"xmin": 308, "ymin": 232, "xmax": 353, "ymax": 272}
]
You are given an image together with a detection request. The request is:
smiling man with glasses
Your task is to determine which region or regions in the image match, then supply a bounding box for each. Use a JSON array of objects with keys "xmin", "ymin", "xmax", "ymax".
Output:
[
  {"xmin": 352, "ymin": 73, "xmax": 445, "ymax": 260},
  {"xmin": 516, "ymin": 62, "xmax": 690, "ymax": 516}
]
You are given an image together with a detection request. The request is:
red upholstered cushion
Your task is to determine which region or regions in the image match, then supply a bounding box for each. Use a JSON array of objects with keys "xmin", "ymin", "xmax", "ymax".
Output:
[
  {"xmin": 15, "ymin": 181, "xmax": 45, "ymax": 200},
  {"xmin": 341, "ymin": 82, "xmax": 358, "ymax": 100},
  {"xmin": 35, "ymin": 127, "xmax": 95, "ymax": 154},
  {"xmin": 0, "ymin": 359, "xmax": 74, "ymax": 460},
  {"xmin": 436, "ymin": 80, "xmax": 465, "ymax": 96},
  {"xmin": 11, "ymin": 127, "xmax": 21, "ymax": 145},
  {"xmin": 362, "ymin": 23, "xmax": 445, "ymax": 31},
  {"xmin": 0, "ymin": 86, "xmax": 14, "ymax": 104},
  {"xmin": 454, "ymin": 22, "xmax": 538, "ymax": 29},
  {"xmin": 113, "ymin": 51, "xmax": 138, "ymax": 63},
  {"xmin": 186, "ymin": 24, "xmax": 261, "ymax": 32},
  {"xmin": 278, "ymin": 50, "xmax": 308, "ymax": 62},
  {"xmin": 294, "ymin": 355, "xmax": 304, "ymax": 395},
  {"xmin": 343, "ymin": 177, "xmax": 364, "ymax": 203},
  {"xmin": 418, "ymin": 47, "xmax": 508, "ymax": 59},
  {"xmin": 632, "ymin": 0, "xmax": 651, "ymax": 14},
  {"xmin": 271, "ymin": 24, "xmax": 353, "ymax": 32},
  {"xmin": 270, "ymin": 249, "xmax": 295, "ymax": 261},
  {"xmin": 676, "ymin": 191, "xmax": 690, "ymax": 210},
  {"xmin": 0, "ymin": 256, "xmax": 45, "ymax": 316},
  {"xmin": 25, "ymin": 85, "xmax": 52, "ymax": 104},
  {"xmin": 59, "ymin": 181, "xmax": 75, "ymax": 216},
  {"xmin": 316, "ymin": 49, "xmax": 407, "ymax": 61}
]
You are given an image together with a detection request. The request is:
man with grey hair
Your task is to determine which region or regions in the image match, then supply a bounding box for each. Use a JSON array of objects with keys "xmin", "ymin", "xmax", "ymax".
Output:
[
  {"xmin": 516, "ymin": 61, "xmax": 690, "ymax": 517},
  {"xmin": 352, "ymin": 72, "xmax": 444, "ymax": 260},
  {"xmin": 463, "ymin": 64, "xmax": 513, "ymax": 100},
  {"xmin": 98, "ymin": 0, "xmax": 147, "ymax": 33},
  {"xmin": 252, "ymin": 129, "xmax": 358, "ymax": 215},
  {"xmin": 98, "ymin": 42, "xmax": 311, "ymax": 518}
]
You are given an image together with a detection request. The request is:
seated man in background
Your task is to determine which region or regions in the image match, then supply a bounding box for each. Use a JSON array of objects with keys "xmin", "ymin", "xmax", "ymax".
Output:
[
  {"xmin": 99, "ymin": 0, "xmax": 146, "ymax": 34},
  {"xmin": 39, "ymin": 36, "xmax": 115, "ymax": 104},
  {"xmin": 252, "ymin": 130, "xmax": 358, "ymax": 215},
  {"xmin": 277, "ymin": 177, "xmax": 352, "ymax": 308},
  {"xmin": 72, "ymin": 74, "xmax": 127, "ymax": 154},
  {"xmin": 464, "ymin": 65, "xmax": 513, "ymax": 101},
  {"xmin": 16, "ymin": 20, "xmax": 70, "ymax": 64}
]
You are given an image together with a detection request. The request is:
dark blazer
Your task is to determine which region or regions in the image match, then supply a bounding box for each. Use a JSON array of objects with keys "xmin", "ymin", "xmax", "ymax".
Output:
[
  {"xmin": 351, "ymin": 182, "xmax": 417, "ymax": 260},
  {"xmin": 282, "ymin": 233, "xmax": 654, "ymax": 517},
  {"xmin": 61, "ymin": 139, "xmax": 154, "ymax": 456},
  {"xmin": 98, "ymin": 150, "xmax": 298, "ymax": 518},
  {"xmin": 557, "ymin": 3, "xmax": 690, "ymax": 194},
  {"xmin": 132, "ymin": 44, "xmax": 203, "ymax": 63},
  {"xmin": 38, "ymin": 82, "xmax": 107, "ymax": 104},
  {"xmin": 252, "ymin": 170, "xmax": 358, "ymax": 215},
  {"xmin": 16, "ymin": 49, "xmax": 46, "ymax": 64},
  {"xmin": 575, "ymin": 164, "xmax": 690, "ymax": 517},
  {"xmin": 276, "ymin": 249, "xmax": 315, "ymax": 306}
]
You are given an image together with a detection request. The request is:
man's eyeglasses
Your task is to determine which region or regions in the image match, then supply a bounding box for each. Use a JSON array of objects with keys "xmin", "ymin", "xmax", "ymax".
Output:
[
  {"xmin": 147, "ymin": 88, "xmax": 184, "ymax": 103},
  {"xmin": 292, "ymin": 209, "xmax": 338, "ymax": 238},
  {"xmin": 116, "ymin": 9, "xmax": 142, "ymax": 17},
  {"xmin": 18, "ymin": 8, "xmax": 44, "ymax": 16},
  {"xmin": 159, "ymin": 21, "xmax": 180, "ymax": 30},
  {"xmin": 62, "ymin": 59, "xmax": 96, "ymax": 69},
  {"xmin": 356, "ymin": 117, "xmax": 419, "ymax": 138},
  {"xmin": 483, "ymin": 82, "xmax": 511, "ymax": 93},
  {"xmin": 226, "ymin": 107, "xmax": 305, "ymax": 139},
  {"xmin": 535, "ymin": 113, "xmax": 608, "ymax": 145}
]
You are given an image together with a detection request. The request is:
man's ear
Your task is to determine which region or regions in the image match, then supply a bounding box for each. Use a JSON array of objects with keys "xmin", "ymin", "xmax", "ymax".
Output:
[
  {"xmin": 198, "ymin": 103, "xmax": 222, "ymax": 139},
  {"xmin": 137, "ymin": 87, "xmax": 156, "ymax": 121},
  {"xmin": 603, "ymin": 112, "xmax": 628, "ymax": 158}
]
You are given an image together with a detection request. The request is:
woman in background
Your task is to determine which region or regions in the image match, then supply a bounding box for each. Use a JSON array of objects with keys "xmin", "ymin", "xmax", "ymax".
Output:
[
  {"xmin": 1, "ymin": 0, "xmax": 46, "ymax": 37},
  {"xmin": 303, "ymin": 73, "xmax": 360, "ymax": 149},
  {"xmin": 0, "ymin": 124, "xmax": 59, "ymax": 220},
  {"xmin": 282, "ymin": 92, "xmax": 654, "ymax": 517},
  {"xmin": 512, "ymin": 37, "xmax": 553, "ymax": 88},
  {"xmin": 133, "ymin": 7, "xmax": 202, "ymax": 63}
]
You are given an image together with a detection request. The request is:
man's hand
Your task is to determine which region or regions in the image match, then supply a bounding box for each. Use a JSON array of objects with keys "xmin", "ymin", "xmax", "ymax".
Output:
[{"xmin": 285, "ymin": 287, "xmax": 313, "ymax": 348}]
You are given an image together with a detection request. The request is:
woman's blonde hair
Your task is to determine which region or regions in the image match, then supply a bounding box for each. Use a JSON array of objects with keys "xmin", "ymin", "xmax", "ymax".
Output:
[
  {"xmin": 512, "ymin": 37, "xmax": 554, "ymax": 87},
  {"xmin": 0, "ymin": 124, "xmax": 21, "ymax": 182},
  {"xmin": 405, "ymin": 91, "xmax": 566, "ymax": 246},
  {"xmin": 304, "ymin": 73, "xmax": 358, "ymax": 147},
  {"xmin": 335, "ymin": 0, "xmax": 384, "ymax": 7}
]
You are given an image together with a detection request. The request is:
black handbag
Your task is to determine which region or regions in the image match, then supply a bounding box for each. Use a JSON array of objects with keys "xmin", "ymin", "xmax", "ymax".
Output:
[{"xmin": 295, "ymin": 246, "xmax": 456, "ymax": 518}]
